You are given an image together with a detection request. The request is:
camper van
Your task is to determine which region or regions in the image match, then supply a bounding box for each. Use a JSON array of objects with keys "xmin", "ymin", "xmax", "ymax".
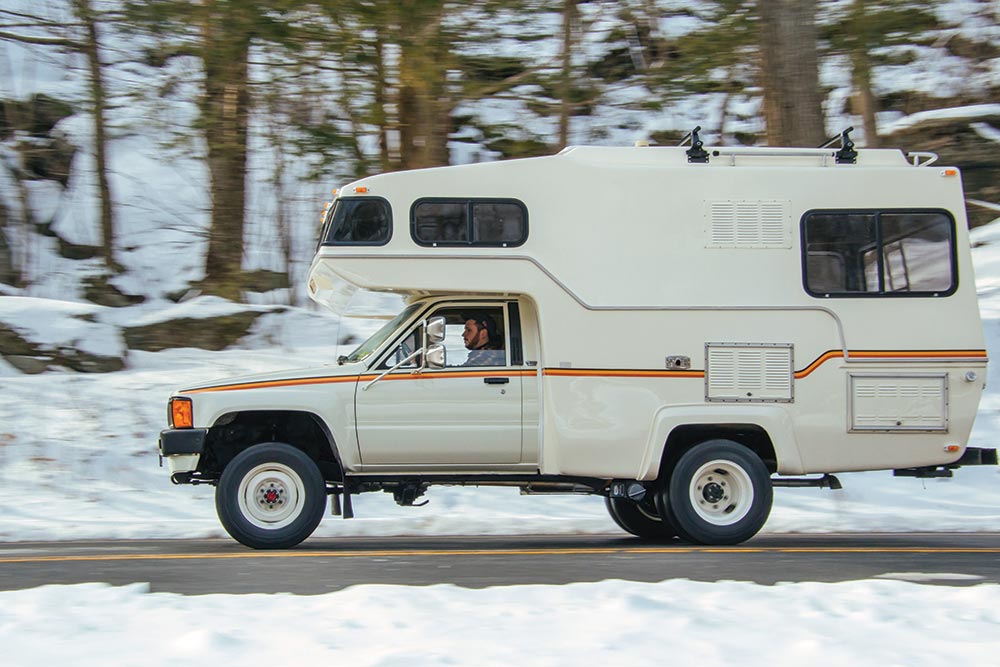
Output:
[{"xmin": 159, "ymin": 135, "xmax": 997, "ymax": 549}]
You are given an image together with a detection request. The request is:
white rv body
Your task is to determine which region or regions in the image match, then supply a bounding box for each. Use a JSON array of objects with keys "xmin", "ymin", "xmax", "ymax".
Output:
[{"xmin": 307, "ymin": 146, "xmax": 986, "ymax": 477}]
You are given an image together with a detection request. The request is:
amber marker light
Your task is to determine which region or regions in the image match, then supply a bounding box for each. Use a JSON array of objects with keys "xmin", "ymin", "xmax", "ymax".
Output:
[
  {"xmin": 170, "ymin": 397, "xmax": 193, "ymax": 429},
  {"xmin": 944, "ymin": 445, "xmax": 960, "ymax": 454},
  {"xmin": 354, "ymin": 186, "xmax": 368, "ymax": 193},
  {"xmin": 942, "ymin": 168, "xmax": 959, "ymax": 177}
]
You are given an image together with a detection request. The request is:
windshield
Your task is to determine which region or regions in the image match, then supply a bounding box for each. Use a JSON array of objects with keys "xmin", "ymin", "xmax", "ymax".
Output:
[{"xmin": 342, "ymin": 303, "xmax": 423, "ymax": 364}]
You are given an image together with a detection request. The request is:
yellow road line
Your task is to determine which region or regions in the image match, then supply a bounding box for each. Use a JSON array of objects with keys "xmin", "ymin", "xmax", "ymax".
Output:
[{"xmin": 1, "ymin": 546, "xmax": 998, "ymax": 565}]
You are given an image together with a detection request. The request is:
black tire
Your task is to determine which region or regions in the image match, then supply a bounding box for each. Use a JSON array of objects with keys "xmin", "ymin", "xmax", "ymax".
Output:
[
  {"xmin": 605, "ymin": 495, "xmax": 678, "ymax": 540},
  {"xmin": 216, "ymin": 442, "xmax": 327, "ymax": 549},
  {"xmin": 664, "ymin": 439, "xmax": 772, "ymax": 545}
]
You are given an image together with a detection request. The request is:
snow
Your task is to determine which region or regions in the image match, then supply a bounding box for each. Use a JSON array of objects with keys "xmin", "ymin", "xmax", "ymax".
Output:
[
  {"xmin": 881, "ymin": 104, "xmax": 1000, "ymax": 134},
  {"xmin": 1, "ymin": 579, "xmax": 998, "ymax": 666}
]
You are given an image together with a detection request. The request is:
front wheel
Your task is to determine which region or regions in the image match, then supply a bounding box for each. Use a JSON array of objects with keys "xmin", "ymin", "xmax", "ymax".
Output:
[
  {"xmin": 216, "ymin": 442, "xmax": 327, "ymax": 549},
  {"xmin": 664, "ymin": 439, "xmax": 772, "ymax": 545}
]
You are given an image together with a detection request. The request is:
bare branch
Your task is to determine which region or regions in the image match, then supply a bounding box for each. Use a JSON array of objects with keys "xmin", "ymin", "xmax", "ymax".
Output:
[{"xmin": 0, "ymin": 30, "xmax": 80, "ymax": 49}]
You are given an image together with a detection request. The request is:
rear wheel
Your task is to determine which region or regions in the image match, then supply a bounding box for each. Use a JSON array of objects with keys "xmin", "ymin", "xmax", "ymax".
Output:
[
  {"xmin": 216, "ymin": 442, "xmax": 327, "ymax": 549},
  {"xmin": 663, "ymin": 439, "xmax": 772, "ymax": 545},
  {"xmin": 605, "ymin": 495, "xmax": 678, "ymax": 540}
]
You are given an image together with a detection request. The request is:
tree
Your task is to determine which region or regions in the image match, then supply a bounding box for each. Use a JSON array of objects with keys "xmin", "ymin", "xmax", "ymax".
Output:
[
  {"xmin": 824, "ymin": 0, "xmax": 938, "ymax": 148},
  {"xmin": 1, "ymin": 5, "xmax": 119, "ymax": 277},
  {"xmin": 758, "ymin": 0, "xmax": 826, "ymax": 146},
  {"xmin": 125, "ymin": 0, "xmax": 325, "ymax": 300},
  {"xmin": 71, "ymin": 0, "xmax": 120, "ymax": 273},
  {"xmin": 557, "ymin": 0, "xmax": 578, "ymax": 149}
]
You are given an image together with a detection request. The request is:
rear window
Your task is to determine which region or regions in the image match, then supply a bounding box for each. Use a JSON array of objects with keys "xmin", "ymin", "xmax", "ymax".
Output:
[
  {"xmin": 802, "ymin": 209, "xmax": 956, "ymax": 297},
  {"xmin": 412, "ymin": 199, "xmax": 527, "ymax": 247},
  {"xmin": 321, "ymin": 197, "xmax": 392, "ymax": 246}
]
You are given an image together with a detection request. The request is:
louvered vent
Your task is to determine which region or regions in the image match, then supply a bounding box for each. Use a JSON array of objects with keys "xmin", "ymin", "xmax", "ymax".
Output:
[
  {"xmin": 705, "ymin": 343, "xmax": 793, "ymax": 402},
  {"xmin": 850, "ymin": 374, "xmax": 948, "ymax": 431},
  {"xmin": 707, "ymin": 200, "xmax": 790, "ymax": 248}
]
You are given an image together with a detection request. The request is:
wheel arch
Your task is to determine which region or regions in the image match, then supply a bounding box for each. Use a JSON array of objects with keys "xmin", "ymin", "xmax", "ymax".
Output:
[
  {"xmin": 638, "ymin": 405, "xmax": 805, "ymax": 481},
  {"xmin": 199, "ymin": 410, "xmax": 344, "ymax": 482},
  {"xmin": 658, "ymin": 424, "xmax": 777, "ymax": 480}
]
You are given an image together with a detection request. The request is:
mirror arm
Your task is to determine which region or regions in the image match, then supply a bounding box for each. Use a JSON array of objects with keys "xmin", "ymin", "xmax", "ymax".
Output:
[{"xmin": 363, "ymin": 349, "xmax": 421, "ymax": 391}]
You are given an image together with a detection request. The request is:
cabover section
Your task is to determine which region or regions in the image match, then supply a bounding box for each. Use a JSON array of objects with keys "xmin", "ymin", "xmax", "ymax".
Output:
[{"xmin": 308, "ymin": 145, "xmax": 987, "ymax": 478}]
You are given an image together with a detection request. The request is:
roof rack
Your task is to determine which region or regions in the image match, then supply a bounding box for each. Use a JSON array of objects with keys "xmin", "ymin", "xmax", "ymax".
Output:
[
  {"xmin": 906, "ymin": 151, "xmax": 939, "ymax": 167},
  {"xmin": 817, "ymin": 127, "xmax": 857, "ymax": 164},
  {"xmin": 679, "ymin": 126, "xmax": 709, "ymax": 163}
]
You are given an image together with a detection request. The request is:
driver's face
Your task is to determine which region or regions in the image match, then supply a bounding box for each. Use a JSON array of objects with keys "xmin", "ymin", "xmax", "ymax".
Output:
[{"xmin": 463, "ymin": 319, "xmax": 484, "ymax": 350}]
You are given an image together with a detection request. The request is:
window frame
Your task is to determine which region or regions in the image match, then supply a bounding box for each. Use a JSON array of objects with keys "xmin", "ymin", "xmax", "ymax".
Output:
[
  {"xmin": 800, "ymin": 208, "xmax": 958, "ymax": 299},
  {"xmin": 410, "ymin": 197, "xmax": 529, "ymax": 248},
  {"xmin": 320, "ymin": 196, "xmax": 393, "ymax": 247}
]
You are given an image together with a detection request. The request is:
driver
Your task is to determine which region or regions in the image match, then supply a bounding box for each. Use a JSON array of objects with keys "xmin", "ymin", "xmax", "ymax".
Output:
[{"xmin": 462, "ymin": 313, "xmax": 505, "ymax": 366}]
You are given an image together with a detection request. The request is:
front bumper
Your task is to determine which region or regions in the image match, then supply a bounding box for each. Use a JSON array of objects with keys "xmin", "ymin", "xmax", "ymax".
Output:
[{"xmin": 158, "ymin": 428, "xmax": 208, "ymax": 476}]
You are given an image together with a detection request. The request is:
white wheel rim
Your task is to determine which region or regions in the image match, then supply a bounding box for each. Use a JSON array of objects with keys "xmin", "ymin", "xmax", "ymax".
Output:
[
  {"xmin": 238, "ymin": 463, "xmax": 305, "ymax": 529},
  {"xmin": 688, "ymin": 459, "xmax": 754, "ymax": 526}
]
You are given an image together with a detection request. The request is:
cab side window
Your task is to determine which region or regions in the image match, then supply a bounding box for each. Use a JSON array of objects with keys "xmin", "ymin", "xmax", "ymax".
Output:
[{"xmin": 380, "ymin": 306, "xmax": 509, "ymax": 369}]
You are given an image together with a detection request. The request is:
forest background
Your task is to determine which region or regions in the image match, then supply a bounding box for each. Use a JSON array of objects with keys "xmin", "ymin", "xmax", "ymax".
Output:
[{"xmin": 0, "ymin": 0, "xmax": 998, "ymax": 368}]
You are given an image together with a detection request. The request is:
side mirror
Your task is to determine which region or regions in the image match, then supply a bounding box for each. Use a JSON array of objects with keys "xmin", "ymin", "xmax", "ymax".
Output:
[
  {"xmin": 425, "ymin": 316, "xmax": 446, "ymax": 344},
  {"xmin": 424, "ymin": 344, "xmax": 446, "ymax": 369}
]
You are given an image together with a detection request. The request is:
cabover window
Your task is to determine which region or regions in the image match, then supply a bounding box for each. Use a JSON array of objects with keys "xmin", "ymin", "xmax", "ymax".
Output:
[
  {"xmin": 411, "ymin": 199, "xmax": 527, "ymax": 247},
  {"xmin": 802, "ymin": 210, "xmax": 956, "ymax": 297},
  {"xmin": 321, "ymin": 197, "xmax": 392, "ymax": 246}
]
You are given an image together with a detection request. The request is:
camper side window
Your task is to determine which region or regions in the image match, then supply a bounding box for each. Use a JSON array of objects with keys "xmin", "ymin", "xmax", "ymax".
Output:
[
  {"xmin": 321, "ymin": 197, "xmax": 392, "ymax": 246},
  {"xmin": 412, "ymin": 199, "xmax": 527, "ymax": 247},
  {"xmin": 802, "ymin": 210, "xmax": 956, "ymax": 297}
]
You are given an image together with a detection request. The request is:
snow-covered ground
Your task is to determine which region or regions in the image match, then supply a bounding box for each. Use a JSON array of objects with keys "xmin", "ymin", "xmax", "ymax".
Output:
[{"xmin": 0, "ymin": 578, "xmax": 996, "ymax": 666}]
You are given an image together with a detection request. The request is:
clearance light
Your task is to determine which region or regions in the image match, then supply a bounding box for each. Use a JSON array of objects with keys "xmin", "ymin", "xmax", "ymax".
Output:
[
  {"xmin": 942, "ymin": 168, "xmax": 958, "ymax": 177},
  {"xmin": 170, "ymin": 397, "xmax": 193, "ymax": 429},
  {"xmin": 944, "ymin": 445, "xmax": 960, "ymax": 454},
  {"xmin": 354, "ymin": 186, "xmax": 368, "ymax": 194},
  {"xmin": 332, "ymin": 188, "xmax": 339, "ymax": 196}
]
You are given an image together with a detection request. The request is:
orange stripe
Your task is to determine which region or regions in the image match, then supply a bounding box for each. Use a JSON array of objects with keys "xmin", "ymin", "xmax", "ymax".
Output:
[
  {"xmin": 185, "ymin": 370, "xmax": 538, "ymax": 393},
  {"xmin": 185, "ymin": 350, "xmax": 987, "ymax": 393},
  {"xmin": 186, "ymin": 376, "xmax": 359, "ymax": 393},
  {"xmin": 795, "ymin": 349, "xmax": 988, "ymax": 379},
  {"xmin": 544, "ymin": 369, "xmax": 704, "ymax": 379}
]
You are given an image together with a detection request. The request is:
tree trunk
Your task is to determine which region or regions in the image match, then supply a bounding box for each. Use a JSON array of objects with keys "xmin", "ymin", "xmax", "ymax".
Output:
[
  {"xmin": 558, "ymin": 0, "xmax": 577, "ymax": 150},
  {"xmin": 758, "ymin": 0, "xmax": 826, "ymax": 147},
  {"xmin": 72, "ymin": 0, "xmax": 119, "ymax": 273},
  {"xmin": 200, "ymin": 8, "xmax": 251, "ymax": 301},
  {"xmin": 397, "ymin": 1, "xmax": 450, "ymax": 169},
  {"xmin": 373, "ymin": 27, "xmax": 392, "ymax": 172},
  {"xmin": 849, "ymin": 0, "xmax": 879, "ymax": 147},
  {"xmin": 850, "ymin": 48, "xmax": 879, "ymax": 148}
]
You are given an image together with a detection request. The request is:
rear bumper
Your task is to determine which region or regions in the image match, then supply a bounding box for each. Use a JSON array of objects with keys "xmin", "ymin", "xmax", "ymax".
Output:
[{"xmin": 159, "ymin": 428, "xmax": 208, "ymax": 477}]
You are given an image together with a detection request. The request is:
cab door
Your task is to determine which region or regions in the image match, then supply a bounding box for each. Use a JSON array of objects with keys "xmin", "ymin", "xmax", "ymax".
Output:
[{"xmin": 354, "ymin": 303, "xmax": 523, "ymax": 466}]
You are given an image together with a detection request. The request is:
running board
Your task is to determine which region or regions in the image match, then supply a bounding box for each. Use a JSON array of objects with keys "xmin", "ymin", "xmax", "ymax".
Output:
[{"xmin": 772, "ymin": 474, "xmax": 842, "ymax": 490}]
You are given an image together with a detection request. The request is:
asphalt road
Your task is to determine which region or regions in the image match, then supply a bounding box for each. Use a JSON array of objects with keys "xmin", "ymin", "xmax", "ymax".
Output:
[{"xmin": 1, "ymin": 533, "xmax": 998, "ymax": 594}]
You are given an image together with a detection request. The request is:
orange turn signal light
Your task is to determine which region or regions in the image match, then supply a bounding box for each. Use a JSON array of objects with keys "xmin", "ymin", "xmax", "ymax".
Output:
[{"xmin": 170, "ymin": 397, "xmax": 193, "ymax": 429}]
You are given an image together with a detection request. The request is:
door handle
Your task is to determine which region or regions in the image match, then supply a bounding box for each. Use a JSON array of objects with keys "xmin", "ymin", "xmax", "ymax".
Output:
[{"xmin": 484, "ymin": 377, "xmax": 509, "ymax": 385}]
